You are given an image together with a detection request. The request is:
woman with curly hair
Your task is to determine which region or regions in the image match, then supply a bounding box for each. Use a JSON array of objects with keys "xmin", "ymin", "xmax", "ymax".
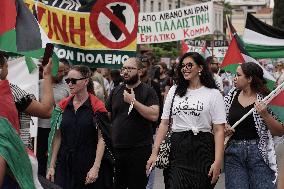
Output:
[
  {"xmin": 224, "ymin": 62, "xmax": 284, "ymax": 189},
  {"xmin": 147, "ymin": 52, "xmax": 226, "ymax": 188}
]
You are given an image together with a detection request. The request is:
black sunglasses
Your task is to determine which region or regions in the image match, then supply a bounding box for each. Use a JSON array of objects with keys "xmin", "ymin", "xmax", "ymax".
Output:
[{"xmin": 65, "ymin": 77, "xmax": 86, "ymax": 84}]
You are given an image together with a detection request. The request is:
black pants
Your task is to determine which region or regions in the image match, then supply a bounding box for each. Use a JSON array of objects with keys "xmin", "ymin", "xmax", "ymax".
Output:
[
  {"xmin": 36, "ymin": 127, "xmax": 51, "ymax": 177},
  {"xmin": 114, "ymin": 145, "xmax": 151, "ymax": 189}
]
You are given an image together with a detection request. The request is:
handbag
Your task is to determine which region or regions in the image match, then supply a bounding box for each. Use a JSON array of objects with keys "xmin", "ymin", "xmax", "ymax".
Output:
[{"xmin": 155, "ymin": 90, "xmax": 176, "ymax": 169}]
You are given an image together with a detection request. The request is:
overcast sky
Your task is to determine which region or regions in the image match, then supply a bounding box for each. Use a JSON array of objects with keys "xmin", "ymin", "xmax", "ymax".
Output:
[{"xmin": 270, "ymin": 0, "xmax": 274, "ymax": 8}]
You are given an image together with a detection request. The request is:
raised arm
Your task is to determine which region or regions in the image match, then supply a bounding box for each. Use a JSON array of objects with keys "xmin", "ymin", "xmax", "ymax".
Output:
[{"xmin": 24, "ymin": 59, "xmax": 54, "ymax": 118}]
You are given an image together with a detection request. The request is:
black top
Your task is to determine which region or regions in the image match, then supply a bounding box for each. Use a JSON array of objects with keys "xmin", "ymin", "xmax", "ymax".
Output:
[
  {"xmin": 228, "ymin": 91, "xmax": 259, "ymax": 140},
  {"xmin": 159, "ymin": 76, "xmax": 170, "ymax": 93},
  {"xmin": 106, "ymin": 82, "xmax": 159, "ymax": 148}
]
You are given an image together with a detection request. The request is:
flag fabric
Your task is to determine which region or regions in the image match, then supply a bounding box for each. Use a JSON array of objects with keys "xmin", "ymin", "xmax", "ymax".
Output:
[
  {"xmin": 221, "ymin": 21, "xmax": 284, "ymax": 123},
  {"xmin": 0, "ymin": 80, "xmax": 20, "ymax": 132},
  {"xmin": 181, "ymin": 40, "xmax": 189, "ymax": 54},
  {"xmin": 0, "ymin": 0, "xmax": 58, "ymax": 74},
  {"xmin": 243, "ymin": 13, "xmax": 284, "ymax": 58},
  {"xmin": 0, "ymin": 80, "xmax": 43, "ymax": 189}
]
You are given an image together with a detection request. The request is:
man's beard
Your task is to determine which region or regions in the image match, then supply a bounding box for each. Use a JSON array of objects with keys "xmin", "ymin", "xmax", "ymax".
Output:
[{"xmin": 124, "ymin": 73, "xmax": 139, "ymax": 85}]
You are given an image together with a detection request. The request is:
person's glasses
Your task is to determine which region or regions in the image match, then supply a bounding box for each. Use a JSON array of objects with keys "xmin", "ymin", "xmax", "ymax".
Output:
[
  {"xmin": 65, "ymin": 77, "xmax": 86, "ymax": 84},
  {"xmin": 181, "ymin": 62, "xmax": 193, "ymax": 69},
  {"xmin": 277, "ymin": 64, "xmax": 283, "ymax": 67},
  {"xmin": 121, "ymin": 67, "xmax": 138, "ymax": 72}
]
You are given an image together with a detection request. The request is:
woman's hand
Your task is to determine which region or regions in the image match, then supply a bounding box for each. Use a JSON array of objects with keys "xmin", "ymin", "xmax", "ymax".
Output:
[
  {"xmin": 46, "ymin": 167, "xmax": 55, "ymax": 182},
  {"xmin": 255, "ymin": 100, "xmax": 270, "ymax": 119},
  {"xmin": 208, "ymin": 161, "xmax": 221, "ymax": 184},
  {"xmin": 146, "ymin": 153, "xmax": 157, "ymax": 176},
  {"xmin": 85, "ymin": 166, "xmax": 99, "ymax": 185},
  {"xmin": 224, "ymin": 123, "xmax": 235, "ymax": 137}
]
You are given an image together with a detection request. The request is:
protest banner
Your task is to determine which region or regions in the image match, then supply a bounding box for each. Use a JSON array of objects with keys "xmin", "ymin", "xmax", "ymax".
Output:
[
  {"xmin": 185, "ymin": 39, "xmax": 228, "ymax": 59},
  {"xmin": 24, "ymin": 0, "xmax": 138, "ymax": 68},
  {"xmin": 137, "ymin": 2, "xmax": 214, "ymax": 44}
]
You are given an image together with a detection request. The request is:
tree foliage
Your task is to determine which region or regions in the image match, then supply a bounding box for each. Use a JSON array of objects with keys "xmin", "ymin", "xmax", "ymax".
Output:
[
  {"xmin": 273, "ymin": 0, "xmax": 284, "ymax": 29},
  {"xmin": 151, "ymin": 42, "xmax": 179, "ymax": 59}
]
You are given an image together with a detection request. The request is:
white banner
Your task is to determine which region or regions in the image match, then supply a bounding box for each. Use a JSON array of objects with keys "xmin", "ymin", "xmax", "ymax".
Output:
[
  {"xmin": 7, "ymin": 57, "xmax": 39, "ymax": 138},
  {"xmin": 137, "ymin": 2, "xmax": 214, "ymax": 44},
  {"xmin": 185, "ymin": 40, "xmax": 228, "ymax": 58}
]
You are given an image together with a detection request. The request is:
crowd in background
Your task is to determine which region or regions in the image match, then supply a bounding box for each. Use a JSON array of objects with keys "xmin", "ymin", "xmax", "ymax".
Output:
[{"xmin": 1, "ymin": 50, "xmax": 284, "ymax": 189}]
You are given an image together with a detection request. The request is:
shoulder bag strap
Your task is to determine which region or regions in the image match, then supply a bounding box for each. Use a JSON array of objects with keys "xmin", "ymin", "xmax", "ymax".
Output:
[{"xmin": 168, "ymin": 89, "xmax": 177, "ymax": 131}]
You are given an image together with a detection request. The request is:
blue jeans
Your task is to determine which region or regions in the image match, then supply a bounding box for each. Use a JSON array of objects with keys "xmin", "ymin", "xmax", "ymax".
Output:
[
  {"xmin": 224, "ymin": 139, "xmax": 276, "ymax": 189},
  {"xmin": 146, "ymin": 168, "xmax": 155, "ymax": 189}
]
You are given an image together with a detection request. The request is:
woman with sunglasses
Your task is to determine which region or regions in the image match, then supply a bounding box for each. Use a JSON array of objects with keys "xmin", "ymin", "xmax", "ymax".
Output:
[
  {"xmin": 146, "ymin": 52, "xmax": 226, "ymax": 188},
  {"xmin": 47, "ymin": 65, "xmax": 113, "ymax": 189},
  {"xmin": 224, "ymin": 62, "xmax": 284, "ymax": 189}
]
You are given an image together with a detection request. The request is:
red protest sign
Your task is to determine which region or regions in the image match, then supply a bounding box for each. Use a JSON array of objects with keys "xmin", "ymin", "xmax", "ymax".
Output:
[{"xmin": 89, "ymin": 0, "xmax": 138, "ymax": 49}]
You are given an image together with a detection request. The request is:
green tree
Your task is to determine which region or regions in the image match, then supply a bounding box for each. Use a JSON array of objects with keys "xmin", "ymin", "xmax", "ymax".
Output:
[
  {"xmin": 151, "ymin": 41, "xmax": 179, "ymax": 60},
  {"xmin": 273, "ymin": 0, "xmax": 284, "ymax": 29}
]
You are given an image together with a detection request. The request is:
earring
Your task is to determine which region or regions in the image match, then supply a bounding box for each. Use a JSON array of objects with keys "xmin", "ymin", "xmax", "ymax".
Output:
[{"xmin": 198, "ymin": 71, "xmax": 201, "ymax": 76}]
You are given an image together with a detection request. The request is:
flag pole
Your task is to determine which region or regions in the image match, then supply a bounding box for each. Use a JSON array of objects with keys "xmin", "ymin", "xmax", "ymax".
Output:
[{"xmin": 224, "ymin": 81, "xmax": 284, "ymax": 145}]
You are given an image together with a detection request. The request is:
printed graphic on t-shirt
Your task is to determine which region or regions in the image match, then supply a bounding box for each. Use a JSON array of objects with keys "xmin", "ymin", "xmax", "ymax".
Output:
[{"xmin": 174, "ymin": 96, "xmax": 204, "ymax": 117}]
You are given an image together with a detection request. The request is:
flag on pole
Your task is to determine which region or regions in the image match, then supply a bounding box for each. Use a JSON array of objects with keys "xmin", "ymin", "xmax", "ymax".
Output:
[
  {"xmin": 221, "ymin": 21, "xmax": 284, "ymax": 122},
  {"xmin": 243, "ymin": 13, "xmax": 284, "ymax": 58},
  {"xmin": 0, "ymin": 0, "xmax": 58, "ymax": 74}
]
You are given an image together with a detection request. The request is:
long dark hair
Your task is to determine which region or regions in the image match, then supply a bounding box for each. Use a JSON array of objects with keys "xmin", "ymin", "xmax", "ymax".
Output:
[
  {"xmin": 240, "ymin": 62, "xmax": 270, "ymax": 96},
  {"xmin": 71, "ymin": 65, "xmax": 95, "ymax": 95},
  {"xmin": 176, "ymin": 52, "xmax": 217, "ymax": 97}
]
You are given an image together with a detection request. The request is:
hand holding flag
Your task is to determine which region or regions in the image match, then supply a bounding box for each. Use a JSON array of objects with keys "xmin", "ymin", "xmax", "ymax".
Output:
[{"xmin": 224, "ymin": 81, "xmax": 284, "ymax": 145}]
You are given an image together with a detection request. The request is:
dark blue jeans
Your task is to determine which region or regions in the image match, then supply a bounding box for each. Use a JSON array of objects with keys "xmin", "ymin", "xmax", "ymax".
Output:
[{"xmin": 224, "ymin": 139, "xmax": 276, "ymax": 189}]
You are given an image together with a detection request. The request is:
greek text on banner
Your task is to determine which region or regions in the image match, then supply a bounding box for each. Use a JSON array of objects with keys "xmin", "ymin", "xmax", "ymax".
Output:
[
  {"xmin": 24, "ymin": 0, "xmax": 138, "ymax": 67},
  {"xmin": 137, "ymin": 2, "xmax": 214, "ymax": 44}
]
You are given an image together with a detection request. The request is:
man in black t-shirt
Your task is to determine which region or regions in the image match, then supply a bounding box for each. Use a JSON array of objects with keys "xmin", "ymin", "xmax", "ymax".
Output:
[{"xmin": 106, "ymin": 57, "xmax": 159, "ymax": 189}]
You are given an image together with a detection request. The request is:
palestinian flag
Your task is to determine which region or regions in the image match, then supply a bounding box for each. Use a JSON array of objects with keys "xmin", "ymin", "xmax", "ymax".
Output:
[
  {"xmin": 181, "ymin": 40, "xmax": 189, "ymax": 54},
  {"xmin": 243, "ymin": 13, "xmax": 284, "ymax": 58},
  {"xmin": 0, "ymin": 0, "xmax": 58, "ymax": 74},
  {"xmin": 221, "ymin": 21, "xmax": 284, "ymax": 123},
  {"xmin": 181, "ymin": 40, "xmax": 209, "ymax": 58},
  {"xmin": 0, "ymin": 80, "xmax": 44, "ymax": 189}
]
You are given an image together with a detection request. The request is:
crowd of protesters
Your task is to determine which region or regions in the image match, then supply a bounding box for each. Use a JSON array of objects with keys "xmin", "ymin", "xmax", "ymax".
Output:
[{"xmin": 1, "ymin": 50, "xmax": 284, "ymax": 189}]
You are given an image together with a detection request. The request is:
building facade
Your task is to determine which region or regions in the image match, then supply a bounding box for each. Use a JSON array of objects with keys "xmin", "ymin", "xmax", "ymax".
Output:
[
  {"xmin": 224, "ymin": 0, "xmax": 272, "ymax": 36},
  {"xmin": 225, "ymin": 0, "xmax": 270, "ymax": 14}
]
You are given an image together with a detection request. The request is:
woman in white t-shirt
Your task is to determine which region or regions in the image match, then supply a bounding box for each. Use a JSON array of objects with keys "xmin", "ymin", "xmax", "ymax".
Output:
[{"xmin": 146, "ymin": 52, "xmax": 226, "ymax": 189}]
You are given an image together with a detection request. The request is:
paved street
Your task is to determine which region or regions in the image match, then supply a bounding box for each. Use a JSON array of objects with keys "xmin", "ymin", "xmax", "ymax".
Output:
[{"xmin": 153, "ymin": 169, "xmax": 225, "ymax": 189}]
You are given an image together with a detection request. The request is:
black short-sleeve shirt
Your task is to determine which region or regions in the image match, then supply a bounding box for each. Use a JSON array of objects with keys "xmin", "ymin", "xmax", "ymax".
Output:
[{"xmin": 106, "ymin": 82, "xmax": 159, "ymax": 148}]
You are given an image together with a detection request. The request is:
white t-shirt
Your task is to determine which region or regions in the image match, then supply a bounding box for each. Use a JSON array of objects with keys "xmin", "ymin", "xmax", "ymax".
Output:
[{"xmin": 161, "ymin": 85, "xmax": 226, "ymax": 134}]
